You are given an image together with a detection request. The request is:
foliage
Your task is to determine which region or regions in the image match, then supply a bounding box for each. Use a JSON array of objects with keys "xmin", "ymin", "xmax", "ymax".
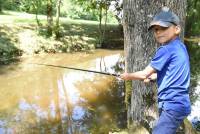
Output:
[
  {"xmin": 109, "ymin": 0, "xmax": 123, "ymax": 23},
  {"xmin": 24, "ymin": 0, "xmax": 48, "ymax": 15},
  {"xmin": 187, "ymin": 43, "xmax": 200, "ymax": 77},
  {"xmin": 0, "ymin": 0, "xmax": 17, "ymax": 10},
  {"xmin": 0, "ymin": 25, "xmax": 22, "ymax": 64},
  {"xmin": 124, "ymin": 80, "xmax": 132, "ymax": 109},
  {"xmin": 0, "ymin": 0, "xmax": 54, "ymax": 15},
  {"xmin": 69, "ymin": 0, "xmax": 119, "ymax": 22},
  {"xmin": 185, "ymin": 0, "xmax": 200, "ymax": 37},
  {"xmin": 194, "ymin": 121, "xmax": 200, "ymax": 132},
  {"xmin": 60, "ymin": 0, "xmax": 98, "ymax": 20},
  {"xmin": 0, "ymin": 42, "xmax": 21, "ymax": 64},
  {"xmin": 186, "ymin": 41, "xmax": 200, "ymax": 104}
]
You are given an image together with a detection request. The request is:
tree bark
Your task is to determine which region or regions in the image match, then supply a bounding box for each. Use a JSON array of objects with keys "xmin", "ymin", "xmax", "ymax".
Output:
[
  {"xmin": 98, "ymin": 1, "xmax": 103, "ymax": 47},
  {"xmin": 0, "ymin": 0, "xmax": 3, "ymax": 12},
  {"xmin": 32, "ymin": 0, "xmax": 42, "ymax": 27},
  {"xmin": 102, "ymin": 1, "xmax": 108, "ymax": 46},
  {"xmin": 123, "ymin": 0, "xmax": 187, "ymax": 132},
  {"xmin": 47, "ymin": 0, "xmax": 53, "ymax": 36},
  {"xmin": 55, "ymin": 0, "xmax": 62, "ymax": 39}
]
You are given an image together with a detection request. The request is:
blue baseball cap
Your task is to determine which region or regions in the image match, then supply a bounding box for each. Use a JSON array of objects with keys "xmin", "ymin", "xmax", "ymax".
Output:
[{"xmin": 148, "ymin": 7, "xmax": 180, "ymax": 30}]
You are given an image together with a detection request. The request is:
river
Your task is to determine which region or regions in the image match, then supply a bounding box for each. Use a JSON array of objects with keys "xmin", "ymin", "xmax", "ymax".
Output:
[{"xmin": 0, "ymin": 49, "xmax": 126, "ymax": 134}]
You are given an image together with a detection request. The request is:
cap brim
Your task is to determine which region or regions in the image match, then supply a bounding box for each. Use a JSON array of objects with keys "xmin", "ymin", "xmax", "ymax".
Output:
[{"xmin": 148, "ymin": 21, "xmax": 173, "ymax": 30}]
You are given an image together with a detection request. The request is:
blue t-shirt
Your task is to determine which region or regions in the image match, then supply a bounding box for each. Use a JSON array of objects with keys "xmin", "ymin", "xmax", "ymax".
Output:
[{"xmin": 150, "ymin": 37, "xmax": 191, "ymax": 114}]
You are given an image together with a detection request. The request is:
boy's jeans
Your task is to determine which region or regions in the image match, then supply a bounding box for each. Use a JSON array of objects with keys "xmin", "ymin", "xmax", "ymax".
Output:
[{"xmin": 152, "ymin": 109, "xmax": 188, "ymax": 134}]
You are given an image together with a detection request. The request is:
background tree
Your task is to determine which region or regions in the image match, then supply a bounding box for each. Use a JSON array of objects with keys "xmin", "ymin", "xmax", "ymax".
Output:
[
  {"xmin": 185, "ymin": 0, "xmax": 200, "ymax": 37},
  {"xmin": 55, "ymin": 0, "xmax": 62, "ymax": 39},
  {"xmin": 47, "ymin": 0, "xmax": 54, "ymax": 36},
  {"xmin": 0, "ymin": 0, "xmax": 3, "ymax": 12},
  {"xmin": 31, "ymin": 0, "xmax": 43, "ymax": 27},
  {"xmin": 73, "ymin": 0, "xmax": 114, "ymax": 47},
  {"xmin": 110, "ymin": 0, "xmax": 123, "ymax": 23},
  {"xmin": 123, "ymin": 0, "xmax": 187, "ymax": 133},
  {"xmin": 97, "ymin": 0, "xmax": 110, "ymax": 47}
]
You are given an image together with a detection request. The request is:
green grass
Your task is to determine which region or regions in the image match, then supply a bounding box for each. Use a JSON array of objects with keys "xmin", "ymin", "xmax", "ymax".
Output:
[
  {"xmin": 0, "ymin": 10, "xmax": 118, "ymax": 25},
  {"xmin": 0, "ymin": 10, "xmax": 123, "ymax": 64}
]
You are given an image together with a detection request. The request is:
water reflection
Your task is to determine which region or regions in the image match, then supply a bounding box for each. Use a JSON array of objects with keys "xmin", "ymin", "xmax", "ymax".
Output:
[
  {"xmin": 55, "ymin": 54, "xmax": 125, "ymax": 133},
  {"xmin": 0, "ymin": 50, "xmax": 126, "ymax": 134}
]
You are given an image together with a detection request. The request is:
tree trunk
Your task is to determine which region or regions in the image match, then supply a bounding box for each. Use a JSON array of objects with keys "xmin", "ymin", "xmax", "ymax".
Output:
[
  {"xmin": 32, "ymin": 0, "xmax": 42, "ymax": 27},
  {"xmin": 55, "ymin": 0, "xmax": 62, "ymax": 39},
  {"xmin": 98, "ymin": 2, "xmax": 103, "ymax": 48},
  {"xmin": 102, "ymin": 1, "xmax": 108, "ymax": 47},
  {"xmin": 47, "ymin": 0, "xmax": 53, "ymax": 36},
  {"xmin": 123, "ymin": 0, "xmax": 187, "ymax": 133},
  {"xmin": 0, "ymin": 0, "xmax": 3, "ymax": 12}
]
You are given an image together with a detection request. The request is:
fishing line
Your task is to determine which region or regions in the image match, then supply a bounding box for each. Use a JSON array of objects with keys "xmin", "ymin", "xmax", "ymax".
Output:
[{"xmin": 29, "ymin": 63, "xmax": 120, "ymax": 77}]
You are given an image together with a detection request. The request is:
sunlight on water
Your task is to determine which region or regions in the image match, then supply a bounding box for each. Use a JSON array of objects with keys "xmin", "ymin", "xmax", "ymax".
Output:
[
  {"xmin": 95, "ymin": 54, "xmax": 122, "ymax": 74},
  {"xmin": 0, "ymin": 50, "xmax": 125, "ymax": 133},
  {"xmin": 53, "ymin": 53, "xmax": 124, "ymax": 133}
]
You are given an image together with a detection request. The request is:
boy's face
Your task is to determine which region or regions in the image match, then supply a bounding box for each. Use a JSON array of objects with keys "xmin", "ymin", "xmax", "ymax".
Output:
[{"xmin": 152, "ymin": 25, "xmax": 180, "ymax": 44}]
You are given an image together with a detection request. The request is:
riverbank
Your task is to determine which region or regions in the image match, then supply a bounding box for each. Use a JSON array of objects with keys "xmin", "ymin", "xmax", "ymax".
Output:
[{"xmin": 0, "ymin": 10, "xmax": 123, "ymax": 64}]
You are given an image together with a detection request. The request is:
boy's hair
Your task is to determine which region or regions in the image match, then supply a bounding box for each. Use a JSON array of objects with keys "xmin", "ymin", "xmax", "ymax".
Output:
[{"xmin": 148, "ymin": 7, "xmax": 180, "ymax": 30}]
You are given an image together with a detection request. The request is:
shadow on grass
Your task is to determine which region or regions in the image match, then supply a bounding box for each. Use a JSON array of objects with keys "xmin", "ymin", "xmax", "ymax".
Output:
[
  {"xmin": 0, "ymin": 25, "xmax": 22, "ymax": 65},
  {"xmin": 61, "ymin": 22, "xmax": 124, "ymax": 49},
  {"xmin": 0, "ymin": 11, "xmax": 10, "ymax": 15}
]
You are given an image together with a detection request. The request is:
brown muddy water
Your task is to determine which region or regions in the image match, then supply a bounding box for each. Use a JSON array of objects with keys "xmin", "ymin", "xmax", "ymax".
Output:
[{"xmin": 0, "ymin": 49, "xmax": 126, "ymax": 134}]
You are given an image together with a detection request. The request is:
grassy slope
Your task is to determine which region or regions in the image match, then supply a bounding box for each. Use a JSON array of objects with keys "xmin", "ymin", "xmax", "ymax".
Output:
[{"xmin": 0, "ymin": 10, "xmax": 123, "ymax": 64}]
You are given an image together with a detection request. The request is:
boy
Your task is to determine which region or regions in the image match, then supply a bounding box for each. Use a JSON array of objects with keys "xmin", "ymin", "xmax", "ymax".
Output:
[{"xmin": 120, "ymin": 7, "xmax": 191, "ymax": 134}]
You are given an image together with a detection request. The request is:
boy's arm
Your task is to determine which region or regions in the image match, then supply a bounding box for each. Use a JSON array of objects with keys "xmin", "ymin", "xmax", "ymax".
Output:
[{"xmin": 120, "ymin": 66, "xmax": 156, "ymax": 81}]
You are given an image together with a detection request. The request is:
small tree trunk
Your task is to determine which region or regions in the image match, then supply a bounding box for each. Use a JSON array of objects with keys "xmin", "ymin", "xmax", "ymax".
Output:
[
  {"xmin": 98, "ymin": 2, "xmax": 103, "ymax": 47},
  {"xmin": 0, "ymin": 0, "xmax": 6, "ymax": 12},
  {"xmin": 32, "ymin": 0, "xmax": 42, "ymax": 27},
  {"xmin": 47, "ymin": 0, "xmax": 53, "ymax": 36},
  {"xmin": 0, "ymin": 0, "xmax": 2, "ymax": 12},
  {"xmin": 102, "ymin": 2, "xmax": 108, "ymax": 46},
  {"xmin": 55, "ymin": 0, "xmax": 62, "ymax": 39}
]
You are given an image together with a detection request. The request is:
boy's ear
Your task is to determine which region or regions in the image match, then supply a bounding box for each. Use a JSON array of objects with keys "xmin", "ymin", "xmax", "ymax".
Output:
[{"xmin": 175, "ymin": 25, "xmax": 181, "ymax": 34}]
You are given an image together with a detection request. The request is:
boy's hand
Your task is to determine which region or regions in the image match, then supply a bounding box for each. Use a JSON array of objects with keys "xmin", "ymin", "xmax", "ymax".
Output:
[
  {"xmin": 120, "ymin": 73, "xmax": 130, "ymax": 80},
  {"xmin": 144, "ymin": 78, "xmax": 151, "ymax": 83},
  {"xmin": 144, "ymin": 73, "xmax": 157, "ymax": 83}
]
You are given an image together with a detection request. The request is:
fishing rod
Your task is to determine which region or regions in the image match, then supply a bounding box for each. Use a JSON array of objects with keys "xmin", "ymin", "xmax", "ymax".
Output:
[{"xmin": 30, "ymin": 63, "xmax": 120, "ymax": 77}]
